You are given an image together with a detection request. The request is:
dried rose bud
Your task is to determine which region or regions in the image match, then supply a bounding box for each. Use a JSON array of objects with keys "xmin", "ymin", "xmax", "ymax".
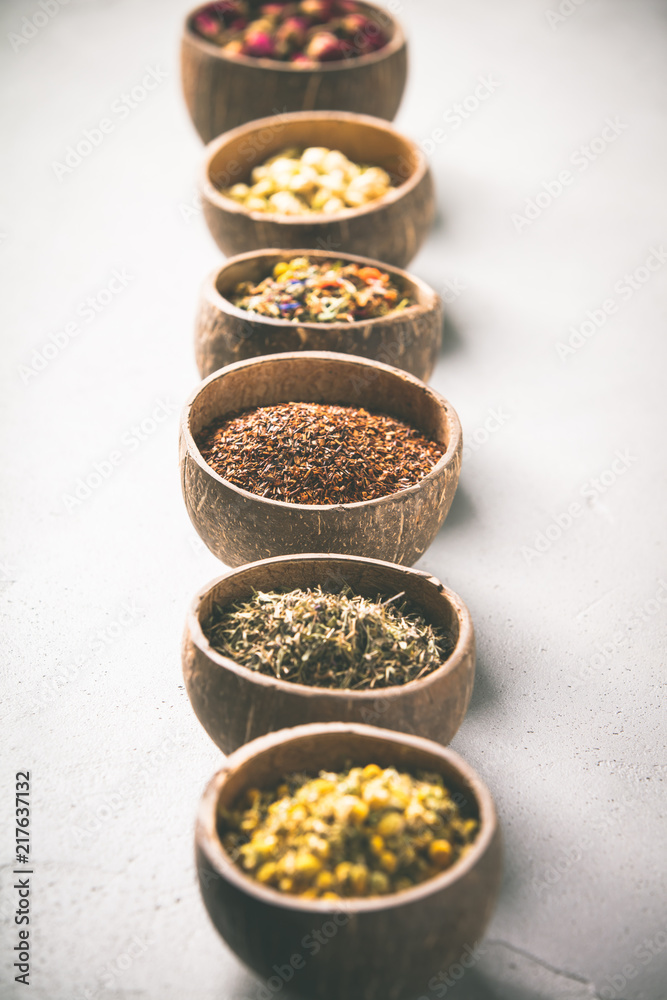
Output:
[
  {"xmin": 305, "ymin": 30, "xmax": 347, "ymax": 60},
  {"xmin": 334, "ymin": 0, "xmax": 360, "ymax": 13},
  {"xmin": 299, "ymin": 0, "xmax": 334, "ymax": 23},
  {"xmin": 340, "ymin": 13, "xmax": 369, "ymax": 33},
  {"xmin": 243, "ymin": 29, "xmax": 276, "ymax": 57},
  {"xmin": 277, "ymin": 14, "xmax": 310, "ymax": 46},
  {"xmin": 194, "ymin": 11, "xmax": 222, "ymax": 38},
  {"xmin": 228, "ymin": 17, "xmax": 248, "ymax": 31},
  {"xmin": 224, "ymin": 38, "xmax": 246, "ymax": 55},
  {"xmin": 260, "ymin": 2, "xmax": 288, "ymax": 15}
]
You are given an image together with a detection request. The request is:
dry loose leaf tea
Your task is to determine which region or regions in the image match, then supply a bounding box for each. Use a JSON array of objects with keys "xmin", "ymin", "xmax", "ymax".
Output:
[
  {"xmin": 203, "ymin": 585, "xmax": 454, "ymax": 689},
  {"xmin": 220, "ymin": 764, "xmax": 479, "ymax": 898},
  {"xmin": 231, "ymin": 257, "xmax": 412, "ymax": 323},
  {"xmin": 196, "ymin": 402, "xmax": 445, "ymax": 505}
]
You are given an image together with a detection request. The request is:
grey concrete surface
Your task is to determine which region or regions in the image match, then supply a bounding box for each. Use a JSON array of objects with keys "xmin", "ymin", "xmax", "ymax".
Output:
[{"xmin": 1, "ymin": 0, "xmax": 666, "ymax": 998}]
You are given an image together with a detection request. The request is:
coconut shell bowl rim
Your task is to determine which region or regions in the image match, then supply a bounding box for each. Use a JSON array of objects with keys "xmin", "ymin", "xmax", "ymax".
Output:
[
  {"xmin": 199, "ymin": 110, "xmax": 429, "ymax": 226},
  {"xmin": 196, "ymin": 721, "xmax": 498, "ymax": 915},
  {"xmin": 204, "ymin": 247, "xmax": 441, "ymax": 333},
  {"xmin": 183, "ymin": 1, "xmax": 407, "ymax": 75},
  {"xmin": 187, "ymin": 552, "xmax": 474, "ymax": 703},
  {"xmin": 181, "ymin": 351, "xmax": 463, "ymax": 513}
]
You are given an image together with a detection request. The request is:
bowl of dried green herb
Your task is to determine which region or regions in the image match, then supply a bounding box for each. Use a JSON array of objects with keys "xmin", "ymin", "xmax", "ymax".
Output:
[
  {"xmin": 179, "ymin": 352, "xmax": 462, "ymax": 567},
  {"xmin": 195, "ymin": 722, "xmax": 502, "ymax": 1000},
  {"xmin": 181, "ymin": 2, "xmax": 407, "ymax": 144},
  {"xmin": 183, "ymin": 554, "xmax": 475, "ymax": 753},
  {"xmin": 199, "ymin": 111, "xmax": 435, "ymax": 267},
  {"xmin": 194, "ymin": 249, "xmax": 443, "ymax": 380}
]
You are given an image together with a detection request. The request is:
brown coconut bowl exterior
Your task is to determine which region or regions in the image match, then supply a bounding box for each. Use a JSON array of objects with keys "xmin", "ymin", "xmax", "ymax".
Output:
[
  {"xmin": 179, "ymin": 352, "xmax": 463, "ymax": 568},
  {"xmin": 181, "ymin": 2, "xmax": 408, "ymax": 143},
  {"xmin": 195, "ymin": 249, "xmax": 443, "ymax": 380},
  {"xmin": 182, "ymin": 554, "xmax": 475, "ymax": 753},
  {"xmin": 199, "ymin": 111, "xmax": 435, "ymax": 268},
  {"xmin": 195, "ymin": 723, "xmax": 502, "ymax": 1000}
]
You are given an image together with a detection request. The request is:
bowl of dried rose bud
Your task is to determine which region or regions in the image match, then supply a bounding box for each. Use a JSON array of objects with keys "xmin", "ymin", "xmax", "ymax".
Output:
[
  {"xmin": 194, "ymin": 249, "xmax": 443, "ymax": 380},
  {"xmin": 199, "ymin": 111, "xmax": 435, "ymax": 267},
  {"xmin": 195, "ymin": 722, "xmax": 502, "ymax": 1000},
  {"xmin": 183, "ymin": 553, "xmax": 475, "ymax": 752},
  {"xmin": 179, "ymin": 351, "xmax": 462, "ymax": 567},
  {"xmin": 181, "ymin": 1, "xmax": 408, "ymax": 142}
]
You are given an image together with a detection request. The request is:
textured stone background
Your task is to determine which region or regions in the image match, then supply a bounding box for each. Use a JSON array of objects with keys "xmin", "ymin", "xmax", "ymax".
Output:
[{"xmin": 1, "ymin": 0, "xmax": 666, "ymax": 998}]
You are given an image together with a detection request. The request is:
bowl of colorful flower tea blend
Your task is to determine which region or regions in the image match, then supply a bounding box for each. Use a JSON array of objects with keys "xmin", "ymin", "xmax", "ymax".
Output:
[
  {"xmin": 195, "ymin": 249, "xmax": 443, "ymax": 380},
  {"xmin": 195, "ymin": 722, "xmax": 502, "ymax": 1000},
  {"xmin": 199, "ymin": 112, "xmax": 435, "ymax": 267},
  {"xmin": 181, "ymin": 1, "xmax": 407, "ymax": 142},
  {"xmin": 179, "ymin": 352, "xmax": 462, "ymax": 567},
  {"xmin": 183, "ymin": 553, "xmax": 475, "ymax": 752}
]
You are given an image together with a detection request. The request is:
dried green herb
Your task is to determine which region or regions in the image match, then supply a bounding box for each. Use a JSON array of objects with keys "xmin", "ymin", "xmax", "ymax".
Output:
[
  {"xmin": 220, "ymin": 764, "xmax": 479, "ymax": 898},
  {"xmin": 203, "ymin": 585, "xmax": 454, "ymax": 690},
  {"xmin": 196, "ymin": 402, "xmax": 445, "ymax": 505}
]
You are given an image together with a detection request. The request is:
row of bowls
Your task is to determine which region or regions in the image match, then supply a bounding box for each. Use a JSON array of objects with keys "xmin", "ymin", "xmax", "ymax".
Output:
[{"xmin": 178, "ymin": 7, "xmax": 502, "ymax": 998}]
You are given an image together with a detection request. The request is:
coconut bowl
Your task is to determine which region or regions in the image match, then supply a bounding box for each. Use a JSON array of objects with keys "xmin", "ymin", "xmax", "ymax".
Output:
[
  {"xmin": 199, "ymin": 111, "xmax": 435, "ymax": 268},
  {"xmin": 181, "ymin": 1, "xmax": 408, "ymax": 143},
  {"xmin": 183, "ymin": 554, "xmax": 475, "ymax": 753},
  {"xmin": 195, "ymin": 722, "xmax": 502, "ymax": 1000},
  {"xmin": 179, "ymin": 352, "xmax": 462, "ymax": 567},
  {"xmin": 194, "ymin": 249, "xmax": 443, "ymax": 380}
]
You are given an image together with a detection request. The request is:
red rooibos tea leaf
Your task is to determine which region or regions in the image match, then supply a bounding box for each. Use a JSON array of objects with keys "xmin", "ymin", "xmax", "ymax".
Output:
[{"xmin": 196, "ymin": 402, "xmax": 445, "ymax": 505}]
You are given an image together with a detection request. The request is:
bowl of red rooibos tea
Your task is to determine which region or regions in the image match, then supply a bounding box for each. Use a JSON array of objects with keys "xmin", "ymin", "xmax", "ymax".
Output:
[
  {"xmin": 179, "ymin": 351, "xmax": 462, "ymax": 568},
  {"xmin": 195, "ymin": 722, "xmax": 502, "ymax": 1000},
  {"xmin": 194, "ymin": 249, "xmax": 443, "ymax": 381},
  {"xmin": 181, "ymin": 0, "xmax": 408, "ymax": 142}
]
